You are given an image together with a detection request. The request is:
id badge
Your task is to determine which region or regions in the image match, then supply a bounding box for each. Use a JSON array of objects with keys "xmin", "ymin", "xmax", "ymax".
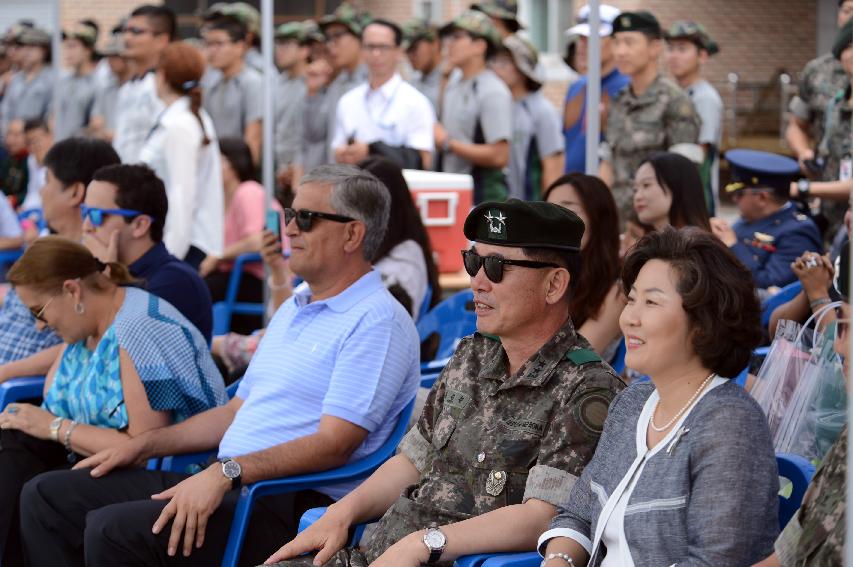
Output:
[{"xmin": 840, "ymin": 153, "xmax": 853, "ymax": 182}]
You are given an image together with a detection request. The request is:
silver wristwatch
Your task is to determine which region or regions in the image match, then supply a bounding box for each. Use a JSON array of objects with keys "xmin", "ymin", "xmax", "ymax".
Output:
[
  {"xmin": 220, "ymin": 457, "xmax": 242, "ymax": 490},
  {"xmin": 422, "ymin": 524, "xmax": 447, "ymax": 564}
]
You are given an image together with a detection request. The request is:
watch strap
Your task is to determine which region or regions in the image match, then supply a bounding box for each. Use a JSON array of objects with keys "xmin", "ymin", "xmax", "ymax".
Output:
[{"xmin": 427, "ymin": 548, "xmax": 443, "ymax": 564}]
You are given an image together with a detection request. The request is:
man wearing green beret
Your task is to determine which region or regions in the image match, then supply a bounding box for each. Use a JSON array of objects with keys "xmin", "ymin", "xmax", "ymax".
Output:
[
  {"xmin": 786, "ymin": 0, "xmax": 853, "ymax": 179},
  {"xmin": 403, "ymin": 18, "xmax": 443, "ymax": 112},
  {"xmin": 435, "ymin": 10, "xmax": 513, "ymax": 203},
  {"xmin": 265, "ymin": 199, "xmax": 624, "ymax": 567},
  {"xmin": 598, "ymin": 10, "xmax": 700, "ymax": 223},
  {"xmin": 665, "ymin": 21, "xmax": 723, "ymax": 215},
  {"xmin": 55, "ymin": 22, "xmax": 99, "ymax": 141}
]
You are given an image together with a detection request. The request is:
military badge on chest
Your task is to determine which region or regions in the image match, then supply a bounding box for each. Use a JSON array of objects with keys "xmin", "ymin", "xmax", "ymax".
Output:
[
  {"xmin": 486, "ymin": 470, "xmax": 507, "ymax": 496},
  {"xmin": 748, "ymin": 231, "xmax": 776, "ymax": 252}
]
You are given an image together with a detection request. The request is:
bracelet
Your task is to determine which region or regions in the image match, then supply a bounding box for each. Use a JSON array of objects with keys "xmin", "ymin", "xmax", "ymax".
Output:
[
  {"xmin": 267, "ymin": 275, "xmax": 290, "ymax": 291},
  {"xmin": 809, "ymin": 297, "xmax": 832, "ymax": 310},
  {"xmin": 441, "ymin": 138, "xmax": 453, "ymax": 154},
  {"xmin": 541, "ymin": 552, "xmax": 574, "ymax": 566},
  {"xmin": 63, "ymin": 420, "xmax": 78, "ymax": 453}
]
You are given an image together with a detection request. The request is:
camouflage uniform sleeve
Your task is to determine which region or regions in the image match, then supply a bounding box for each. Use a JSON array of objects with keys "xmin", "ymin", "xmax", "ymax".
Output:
[
  {"xmin": 774, "ymin": 512, "xmax": 802, "ymax": 565},
  {"xmin": 523, "ymin": 368, "xmax": 621, "ymax": 506},
  {"xmin": 664, "ymin": 92, "xmax": 701, "ymax": 147},
  {"xmin": 789, "ymin": 61, "xmax": 817, "ymax": 123},
  {"xmin": 398, "ymin": 370, "xmax": 448, "ymax": 473}
]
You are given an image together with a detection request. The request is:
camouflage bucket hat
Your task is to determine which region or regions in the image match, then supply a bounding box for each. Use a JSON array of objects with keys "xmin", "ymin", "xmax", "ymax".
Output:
[
  {"xmin": 501, "ymin": 34, "xmax": 542, "ymax": 88},
  {"xmin": 665, "ymin": 20, "xmax": 718, "ymax": 55},
  {"xmin": 3, "ymin": 23, "xmax": 32, "ymax": 44},
  {"xmin": 320, "ymin": 2, "xmax": 372, "ymax": 38},
  {"xmin": 301, "ymin": 20, "xmax": 325, "ymax": 44},
  {"xmin": 471, "ymin": 0, "xmax": 523, "ymax": 30},
  {"xmin": 18, "ymin": 28, "xmax": 51, "ymax": 47},
  {"xmin": 402, "ymin": 18, "xmax": 438, "ymax": 48},
  {"xmin": 439, "ymin": 10, "xmax": 502, "ymax": 50},
  {"xmin": 63, "ymin": 22, "xmax": 98, "ymax": 47},
  {"xmin": 100, "ymin": 33, "xmax": 124, "ymax": 56},
  {"xmin": 204, "ymin": 2, "xmax": 260, "ymax": 35},
  {"xmin": 275, "ymin": 21, "xmax": 304, "ymax": 42}
]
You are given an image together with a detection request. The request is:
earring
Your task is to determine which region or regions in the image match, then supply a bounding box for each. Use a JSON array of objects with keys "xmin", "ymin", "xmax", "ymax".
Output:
[{"xmin": 74, "ymin": 302, "xmax": 85, "ymax": 315}]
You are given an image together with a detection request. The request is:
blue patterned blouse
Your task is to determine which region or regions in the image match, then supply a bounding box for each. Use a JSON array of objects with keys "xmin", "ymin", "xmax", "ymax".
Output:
[{"xmin": 43, "ymin": 287, "xmax": 226, "ymax": 429}]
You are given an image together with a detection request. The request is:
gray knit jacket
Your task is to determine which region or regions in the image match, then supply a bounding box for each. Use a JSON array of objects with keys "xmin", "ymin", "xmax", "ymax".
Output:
[{"xmin": 540, "ymin": 381, "xmax": 779, "ymax": 566}]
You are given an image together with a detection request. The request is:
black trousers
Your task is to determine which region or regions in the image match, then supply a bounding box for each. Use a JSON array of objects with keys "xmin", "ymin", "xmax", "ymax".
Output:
[
  {"xmin": 0, "ymin": 429, "xmax": 71, "ymax": 567},
  {"xmin": 20, "ymin": 468, "xmax": 334, "ymax": 567}
]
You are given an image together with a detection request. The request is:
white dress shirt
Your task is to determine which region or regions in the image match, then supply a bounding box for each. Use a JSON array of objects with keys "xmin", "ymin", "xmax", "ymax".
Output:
[
  {"xmin": 331, "ymin": 73, "xmax": 435, "ymax": 154},
  {"xmin": 139, "ymin": 96, "xmax": 224, "ymax": 259}
]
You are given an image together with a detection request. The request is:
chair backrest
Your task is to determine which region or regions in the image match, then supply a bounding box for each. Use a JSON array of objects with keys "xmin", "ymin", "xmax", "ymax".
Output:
[
  {"xmin": 213, "ymin": 252, "xmax": 264, "ymax": 334},
  {"xmin": 761, "ymin": 281, "xmax": 803, "ymax": 327},
  {"xmin": 417, "ymin": 289, "xmax": 477, "ymax": 362},
  {"xmin": 776, "ymin": 452, "xmax": 816, "ymax": 529},
  {"xmin": 0, "ymin": 376, "xmax": 45, "ymax": 410}
]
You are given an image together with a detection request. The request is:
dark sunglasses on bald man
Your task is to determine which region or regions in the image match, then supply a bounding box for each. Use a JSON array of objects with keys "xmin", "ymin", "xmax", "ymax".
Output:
[
  {"xmin": 284, "ymin": 207, "xmax": 355, "ymax": 232},
  {"xmin": 461, "ymin": 249, "xmax": 561, "ymax": 284}
]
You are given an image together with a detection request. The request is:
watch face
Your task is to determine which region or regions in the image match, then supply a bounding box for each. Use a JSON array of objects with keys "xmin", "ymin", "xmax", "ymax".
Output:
[
  {"xmin": 222, "ymin": 459, "xmax": 241, "ymax": 479},
  {"xmin": 424, "ymin": 529, "xmax": 446, "ymax": 549}
]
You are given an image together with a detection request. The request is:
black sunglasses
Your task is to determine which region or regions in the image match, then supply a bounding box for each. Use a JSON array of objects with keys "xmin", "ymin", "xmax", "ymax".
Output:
[
  {"xmin": 284, "ymin": 207, "xmax": 355, "ymax": 232},
  {"xmin": 461, "ymin": 249, "xmax": 561, "ymax": 283}
]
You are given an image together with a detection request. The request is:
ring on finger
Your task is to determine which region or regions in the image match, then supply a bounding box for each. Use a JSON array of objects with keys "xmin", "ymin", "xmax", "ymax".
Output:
[{"xmin": 6, "ymin": 405, "xmax": 18, "ymax": 415}]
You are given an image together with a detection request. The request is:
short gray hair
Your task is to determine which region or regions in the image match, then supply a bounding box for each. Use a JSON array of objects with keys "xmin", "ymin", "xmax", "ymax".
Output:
[{"xmin": 300, "ymin": 164, "xmax": 391, "ymax": 261}]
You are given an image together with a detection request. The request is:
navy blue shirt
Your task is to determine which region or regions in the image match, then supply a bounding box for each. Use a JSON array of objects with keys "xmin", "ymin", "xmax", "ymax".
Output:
[
  {"xmin": 129, "ymin": 242, "xmax": 213, "ymax": 342},
  {"xmin": 563, "ymin": 68, "xmax": 630, "ymax": 174}
]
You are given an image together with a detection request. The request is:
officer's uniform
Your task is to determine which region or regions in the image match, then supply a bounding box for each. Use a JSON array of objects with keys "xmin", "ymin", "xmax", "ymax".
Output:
[
  {"xmin": 601, "ymin": 12, "xmax": 701, "ymax": 222},
  {"xmin": 725, "ymin": 149, "xmax": 822, "ymax": 290},
  {"xmin": 271, "ymin": 200, "xmax": 625, "ymax": 567}
]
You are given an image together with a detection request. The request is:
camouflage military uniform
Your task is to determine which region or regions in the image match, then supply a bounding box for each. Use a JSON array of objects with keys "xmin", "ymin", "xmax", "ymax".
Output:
[
  {"xmin": 600, "ymin": 74, "xmax": 700, "ymax": 221},
  {"xmin": 775, "ymin": 426, "xmax": 847, "ymax": 566},
  {"xmin": 816, "ymin": 83, "xmax": 852, "ymax": 235},
  {"xmin": 789, "ymin": 53, "xmax": 848, "ymax": 143},
  {"xmin": 272, "ymin": 319, "xmax": 624, "ymax": 567}
]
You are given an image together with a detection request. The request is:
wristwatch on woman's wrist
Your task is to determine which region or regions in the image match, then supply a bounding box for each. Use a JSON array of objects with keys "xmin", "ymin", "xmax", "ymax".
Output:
[{"xmin": 49, "ymin": 417, "xmax": 63, "ymax": 442}]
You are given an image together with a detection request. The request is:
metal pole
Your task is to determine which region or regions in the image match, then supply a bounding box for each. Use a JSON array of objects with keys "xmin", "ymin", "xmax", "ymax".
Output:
[
  {"xmin": 51, "ymin": 0, "xmax": 62, "ymax": 132},
  {"xmin": 261, "ymin": 0, "xmax": 274, "ymax": 322},
  {"xmin": 779, "ymin": 73, "xmax": 791, "ymax": 147},
  {"xmin": 846, "ymin": 185, "xmax": 853, "ymax": 567},
  {"xmin": 584, "ymin": 0, "xmax": 601, "ymax": 175}
]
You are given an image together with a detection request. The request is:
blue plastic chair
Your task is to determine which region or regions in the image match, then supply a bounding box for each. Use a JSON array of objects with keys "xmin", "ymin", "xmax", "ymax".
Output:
[
  {"xmin": 417, "ymin": 289, "xmax": 476, "ymax": 373},
  {"xmin": 610, "ymin": 338, "xmax": 626, "ymax": 374},
  {"xmin": 212, "ymin": 253, "xmax": 265, "ymax": 336},
  {"xmin": 760, "ymin": 281, "xmax": 803, "ymax": 328},
  {"xmin": 0, "ymin": 376, "xmax": 45, "ymax": 410},
  {"xmin": 777, "ymin": 452, "xmax": 816, "ymax": 529},
  {"xmin": 219, "ymin": 397, "xmax": 416, "ymax": 567}
]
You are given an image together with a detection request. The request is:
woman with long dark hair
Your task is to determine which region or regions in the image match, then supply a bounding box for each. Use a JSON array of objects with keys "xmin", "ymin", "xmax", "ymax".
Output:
[
  {"xmin": 632, "ymin": 152, "xmax": 711, "ymax": 232},
  {"xmin": 358, "ymin": 155, "xmax": 440, "ymax": 316},
  {"xmin": 139, "ymin": 41, "xmax": 224, "ymax": 269},
  {"xmin": 544, "ymin": 172, "xmax": 623, "ymax": 355}
]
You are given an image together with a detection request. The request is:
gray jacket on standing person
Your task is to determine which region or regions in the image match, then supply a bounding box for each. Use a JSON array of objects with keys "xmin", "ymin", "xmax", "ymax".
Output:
[{"xmin": 539, "ymin": 380, "xmax": 779, "ymax": 566}]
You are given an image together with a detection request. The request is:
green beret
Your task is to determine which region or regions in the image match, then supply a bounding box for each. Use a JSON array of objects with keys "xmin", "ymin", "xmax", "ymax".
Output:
[
  {"xmin": 612, "ymin": 11, "xmax": 661, "ymax": 38},
  {"xmin": 834, "ymin": 18, "xmax": 853, "ymax": 60},
  {"xmin": 463, "ymin": 199, "xmax": 584, "ymax": 252}
]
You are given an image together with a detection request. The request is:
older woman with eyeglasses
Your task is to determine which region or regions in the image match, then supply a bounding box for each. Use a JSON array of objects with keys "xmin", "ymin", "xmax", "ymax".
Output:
[
  {"xmin": 538, "ymin": 228, "xmax": 779, "ymax": 567},
  {"xmin": 0, "ymin": 236, "xmax": 226, "ymax": 566}
]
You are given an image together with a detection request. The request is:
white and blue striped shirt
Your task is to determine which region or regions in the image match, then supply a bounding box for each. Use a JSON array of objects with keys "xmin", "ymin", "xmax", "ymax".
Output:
[{"xmin": 218, "ymin": 269, "xmax": 420, "ymax": 499}]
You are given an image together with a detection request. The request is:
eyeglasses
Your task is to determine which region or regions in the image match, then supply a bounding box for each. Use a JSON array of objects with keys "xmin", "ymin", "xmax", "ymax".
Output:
[
  {"xmin": 30, "ymin": 293, "xmax": 60, "ymax": 323},
  {"xmin": 122, "ymin": 26, "xmax": 157, "ymax": 36},
  {"xmin": 81, "ymin": 205, "xmax": 147, "ymax": 227},
  {"xmin": 461, "ymin": 249, "xmax": 562, "ymax": 283},
  {"xmin": 284, "ymin": 208, "xmax": 355, "ymax": 232},
  {"xmin": 325, "ymin": 30, "xmax": 351, "ymax": 45},
  {"xmin": 362, "ymin": 43, "xmax": 396, "ymax": 54}
]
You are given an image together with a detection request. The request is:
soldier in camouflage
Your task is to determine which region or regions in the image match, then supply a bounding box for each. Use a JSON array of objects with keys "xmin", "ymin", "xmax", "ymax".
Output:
[
  {"xmin": 599, "ymin": 11, "xmax": 700, "ymax": 223},
  {"xmin": 785, "ymin": 0, "xmax": 853, "ymax": 176},
  {"xmin": 263, "ymin": 199, "xmax": 624, "ymax": 567}
]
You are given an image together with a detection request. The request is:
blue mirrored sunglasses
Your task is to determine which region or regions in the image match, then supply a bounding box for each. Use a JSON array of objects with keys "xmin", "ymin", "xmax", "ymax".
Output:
[{"xmin": 80, "ymin": 205, "xmax": 148, "ymax": 227}]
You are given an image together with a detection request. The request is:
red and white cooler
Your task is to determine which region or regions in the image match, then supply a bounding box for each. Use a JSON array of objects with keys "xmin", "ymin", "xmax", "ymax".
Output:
[{"xmin": 403, "ymin": 169, "xmax": 473, "ymax": 273}]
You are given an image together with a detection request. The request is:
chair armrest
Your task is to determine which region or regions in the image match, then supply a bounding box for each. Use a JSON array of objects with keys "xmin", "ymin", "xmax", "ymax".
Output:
[
  {"xmin": 481, "ymin": 552, "xmax": 541, "ymax": 566},
  {"xmin": 160, "ymin": 451, "xmax": 216, "ymax": 474},
  {"xmin": 298, "ymin": 507, "xmax": 369, "ymax": 548}
]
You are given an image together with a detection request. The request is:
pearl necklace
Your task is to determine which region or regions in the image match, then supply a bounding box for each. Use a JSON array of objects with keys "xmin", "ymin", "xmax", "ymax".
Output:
[{"xmin": 650, "ymin": 372, "xmax": 716, "ymax": 432}]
